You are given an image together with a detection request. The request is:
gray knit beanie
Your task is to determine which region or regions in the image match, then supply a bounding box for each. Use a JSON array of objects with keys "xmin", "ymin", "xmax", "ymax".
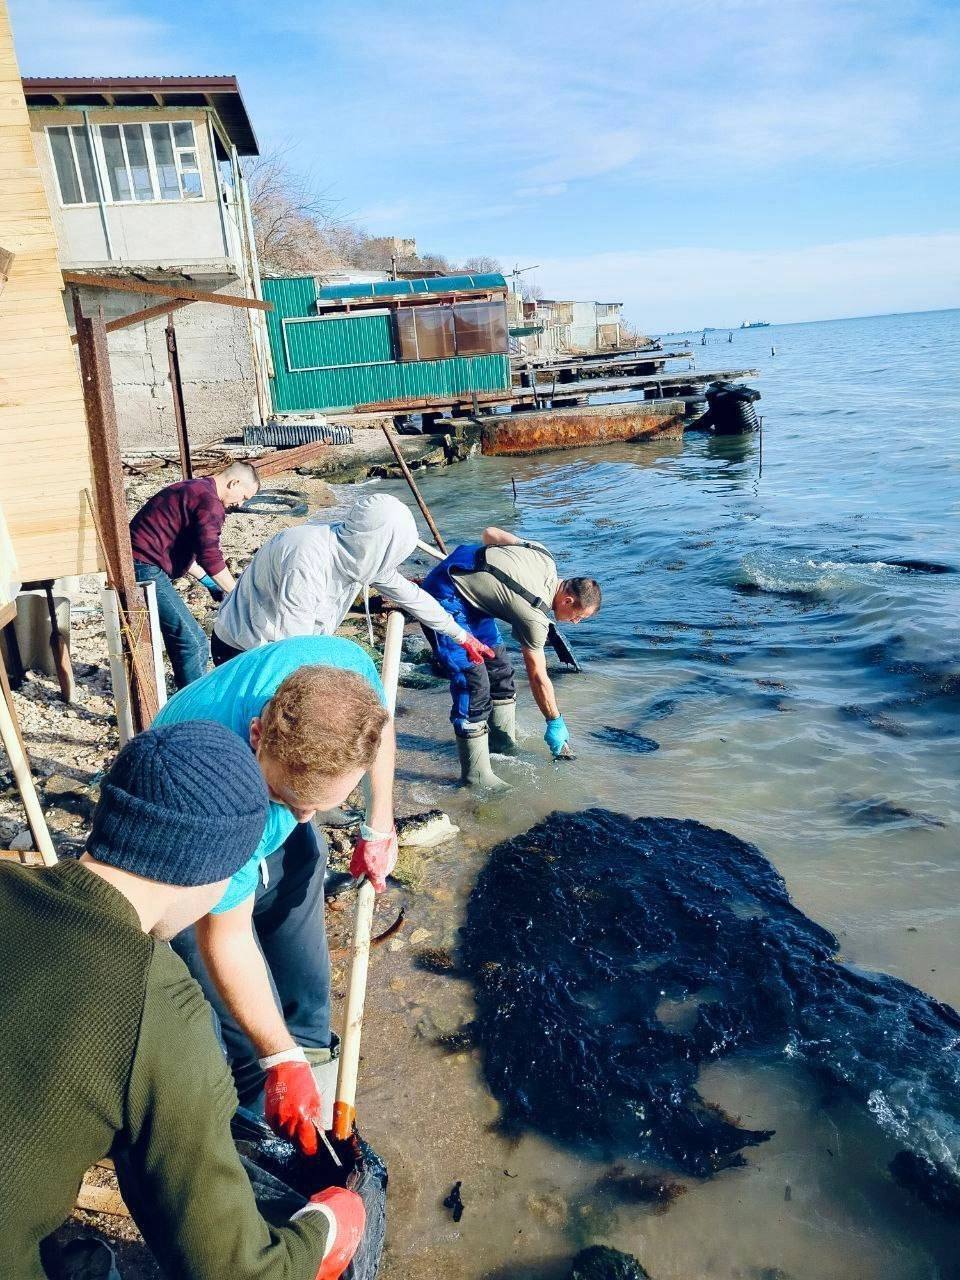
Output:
[{"xmin": 87, "ymin": 720, "xmax": 269, "ymax": 886}]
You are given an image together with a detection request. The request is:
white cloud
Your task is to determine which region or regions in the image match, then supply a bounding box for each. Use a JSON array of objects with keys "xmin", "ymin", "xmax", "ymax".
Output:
[
  {"xmin": 509, "ymin": 232, "xmax": 960, "ymax": 331},
  {"xmin": 275, "ymin": 0, "xmax": 960, "ymax": 200},
  {"xmin": 8, "ymin": 0, "xmax": 179, "ymax": 73}
]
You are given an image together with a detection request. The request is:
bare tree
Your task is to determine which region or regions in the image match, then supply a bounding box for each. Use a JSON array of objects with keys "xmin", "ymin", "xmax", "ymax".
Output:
[
  {"xmin": 522, "ymin": 281, "xmax": 543, "ymax": 302},
  {"xmin": 617, "ymin": 319, "xmax": 653, "ymax": 350},
  {"xmin": 243, "ymin": 147, "xmax": 499, "ymax": 282},
  {"xmin": 243, "ymin": 145, "xmax": 346, "ymax": 275},
  {"xmin": 417, "ymin": 251, "xmax": 454, "ymax": 274},
  {"xmin": 462, "ymin": 255, "xmax": 502, "ymax": 273}
]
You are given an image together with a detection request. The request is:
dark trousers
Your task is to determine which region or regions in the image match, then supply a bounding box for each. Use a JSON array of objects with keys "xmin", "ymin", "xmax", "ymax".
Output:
[
  {"xmin": 211, "ymin": 628, "xmax": 245, "ymax": 667},
  {"xmin": 134, "ymin": 561, "xmax": 209, "ymax": 689},
  {"xmin": 171, "ymin": 820, "xmax": 331, "ymax": 1111},
  {"xmin": 422, "ymin": 548, "xmax": 516, "ymax": 731}
]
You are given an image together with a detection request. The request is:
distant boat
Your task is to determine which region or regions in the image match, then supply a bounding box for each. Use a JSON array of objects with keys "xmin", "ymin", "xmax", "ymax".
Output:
[{"xmin": 740, "ymin": 320, "xmax": 770, "ymax": 329}]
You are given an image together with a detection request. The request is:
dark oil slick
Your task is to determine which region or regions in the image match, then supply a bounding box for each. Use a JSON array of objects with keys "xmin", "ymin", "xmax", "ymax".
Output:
[{"xmin": 461, "ymin": 809, "xmax": 960, "ymax": 1210}]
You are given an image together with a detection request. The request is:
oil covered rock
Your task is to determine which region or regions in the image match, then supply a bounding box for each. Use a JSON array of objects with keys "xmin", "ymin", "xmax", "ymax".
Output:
[
  {"xmin": 569, "ymin": 1245, "xmax": 650, "ymax": 1279},
  {"xmin": 461, "ymin": 809, "xmax": 960, "ymax": 1207}
]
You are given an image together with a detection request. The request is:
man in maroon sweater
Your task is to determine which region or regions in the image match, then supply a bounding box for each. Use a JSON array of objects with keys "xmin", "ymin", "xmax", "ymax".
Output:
[{"xmin": 130, "ymin": 462, "xmax": 259, "ymax": 687}]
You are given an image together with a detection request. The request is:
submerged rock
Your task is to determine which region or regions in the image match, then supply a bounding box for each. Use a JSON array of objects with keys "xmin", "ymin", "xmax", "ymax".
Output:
[
  {"xmin": 836, "ymin": 793, "xmax": 946, "ymax": 829},
  {"xmin": 839, "ymin": 704, "xmax": 909, "ymax": 738},
  {"xmin": 598, "ymin": 1165, "xmax": 686, "ymax": 1212},
  {"xmin": 569, "ymin": 1245, "xmax": 650, "ymax": 1280},
  {"xmin": 396, "ymin": 809, "xmax": 460, "ymax": 848},
  {"xmin": 461, "ymin": 809, "xmax": 960, "ymax": 1207},
  {"xmin": 880, "ymin": 558, "xmax": 954, "ymax": 575},
  {"xmin": 590, "ymin": 727, "xmax": 660, "ymax": 754}
]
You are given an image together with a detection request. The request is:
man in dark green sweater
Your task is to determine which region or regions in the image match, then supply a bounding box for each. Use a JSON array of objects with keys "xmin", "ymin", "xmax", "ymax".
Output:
[{"xmin": 0, "ymin": 720, "xmax": 364, "ymax": 1280}]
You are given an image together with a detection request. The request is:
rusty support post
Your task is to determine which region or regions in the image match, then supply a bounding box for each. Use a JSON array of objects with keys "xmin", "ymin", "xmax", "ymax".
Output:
[
  {"xmin": 73, "ymin": 292, "xmax": 159, "ymax": 731},
  {"xmin": 165, "ymin": 314, "xmax": 192, "ymax": 479},
  {"xmin": 380, "ymin": 424, "xmax": 447, "ymax": 555}
]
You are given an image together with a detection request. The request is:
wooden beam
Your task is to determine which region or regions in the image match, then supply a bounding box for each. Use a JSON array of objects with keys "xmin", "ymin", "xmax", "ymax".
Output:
[
  {"xmin": 62, "ymin": 271, "xmax": 273, "ymax": 313},
  {"xmin": 165, "ymin": 316, "xmax": 192, "ymax": 479},
  {"xmin": 73, "ymin": 296, "xmax": 159, "ymax": 731},
  {"xmin": 70, "ymin": 297, "xmax": 192, "ymax": 344},
  {"xmin": 252, "ymin": 440, "xmax": 334, "ymax": 477},
  {"xmin": 76, "ymin": 1179, "xmax": 130, "ymax": 1218},
  {"xmin": 315, "ymin": 287, "xmax": 505, "ymax": 315},
  {"xmin": 0, "ymin": 12, "xmax": 98, "ymax": 581}
]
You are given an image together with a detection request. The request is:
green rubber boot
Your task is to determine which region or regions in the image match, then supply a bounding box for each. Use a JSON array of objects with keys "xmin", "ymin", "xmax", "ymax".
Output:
[
  {"xmin": 488, "ymin": 699, "xmax": 518, "ymax": 755},
  {"xmin": 455, "ymin": 728, "xmax": 510, "ymax": 791}
]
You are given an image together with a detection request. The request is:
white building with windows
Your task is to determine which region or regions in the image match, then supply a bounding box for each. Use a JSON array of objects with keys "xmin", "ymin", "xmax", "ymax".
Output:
[{"xmin": 24, "ymin": 76, "xmax": 268, "ymax": 447}]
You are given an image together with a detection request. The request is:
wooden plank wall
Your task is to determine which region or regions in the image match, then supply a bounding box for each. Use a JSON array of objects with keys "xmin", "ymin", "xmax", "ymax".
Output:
[{"xmin": 0, "ymin": 0, "xmax": 97, "ymax": 580}]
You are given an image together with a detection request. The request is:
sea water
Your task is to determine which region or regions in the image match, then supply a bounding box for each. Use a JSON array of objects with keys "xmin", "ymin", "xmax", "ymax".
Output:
[{"xmin": 370, "ymin": 308, "xmax": 960, "ymax": 1279}]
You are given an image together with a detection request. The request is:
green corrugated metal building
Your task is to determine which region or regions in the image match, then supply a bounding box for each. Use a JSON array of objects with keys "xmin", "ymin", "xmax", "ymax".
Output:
[{"xmin": 262, "ymin": 273, "xmax": 512, "ymax": 414}]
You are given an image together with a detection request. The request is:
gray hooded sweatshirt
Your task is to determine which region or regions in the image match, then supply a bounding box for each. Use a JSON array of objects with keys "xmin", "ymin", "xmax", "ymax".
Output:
[{"xmin": 214, "ymin": 493, "xmax": 467, "ymax": 651}]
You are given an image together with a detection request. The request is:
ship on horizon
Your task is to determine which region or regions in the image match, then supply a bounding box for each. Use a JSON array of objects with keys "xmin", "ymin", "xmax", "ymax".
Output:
[{"xmin": 740, "ymin": 320, "xmax": 770, "ymax": 329}]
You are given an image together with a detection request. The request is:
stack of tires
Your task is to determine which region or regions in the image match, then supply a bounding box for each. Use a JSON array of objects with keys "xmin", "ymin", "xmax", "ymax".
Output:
[{"xmin": 705, "ymin": 381, "xmax": 761, "ymax": 434}]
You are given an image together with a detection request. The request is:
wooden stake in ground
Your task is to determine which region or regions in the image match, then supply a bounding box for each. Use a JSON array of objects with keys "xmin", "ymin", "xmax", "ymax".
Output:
[
  {"xmin": 333, "ymin": 609, "xmax": 404, "ymax": 1141},
  {"xmin": 0, "ymin": 604, "xmax": 57, "ymax": 865},
  {"xmin": 380, "ymin": 424, "xmax": 448, "ymax": 555},
  {"xmin": 73, "ymin": 295, "xmax": 159, "ymax": 731}
]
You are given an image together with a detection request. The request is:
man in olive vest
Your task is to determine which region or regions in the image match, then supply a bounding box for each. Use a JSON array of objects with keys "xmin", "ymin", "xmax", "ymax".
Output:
[{"xmin": 422, "ymin": 526, "xmax": 601, "ymax": 788}]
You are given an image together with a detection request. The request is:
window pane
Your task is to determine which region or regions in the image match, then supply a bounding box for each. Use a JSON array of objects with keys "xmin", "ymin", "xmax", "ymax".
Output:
[
  {"xmin": 172, "ymin": 121, "xmax": 195, "ymax": 148},
  {"xmin": 71, "ymin": 126, "xmax": 98, "ymax": 203},
  {"xmin": 413, "ymin": 306, "xmax": 456, "ymax": 360},
  {"xmin": 149, "ymin": 123, "xmax": 180, "ymax": 199},
  {"xmin": 179, "ymin": 165, "xmax": 203, "ymax": 199},
  {"xmin": 100, "ymin": 125, "xmax": 131, "ymax": 201},
  {"xmin": 49, "ymin": 127, "xmax": 82, "ymax": 204},
  {"xmin": 122, "ymin": 124, "xmax": 154, "ymax": 201},
  {"xmin": 453, "ymin": 301, "xmax": 509, "ymax": 356},
  {"xmin": 395, "ymin": 309, "xmax": 418, "ymax": 360}
]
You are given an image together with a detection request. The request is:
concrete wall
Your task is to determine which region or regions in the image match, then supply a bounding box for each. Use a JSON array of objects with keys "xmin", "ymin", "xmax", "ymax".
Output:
[
  {"xmin": 70, "ymin": 279, "xmax": 260, "ymax": 450},
  {"xmin": 29, "ymin": 106, "xmax": 239, "ymax": 272},
  {"xmin": 569, "ymin": 301, "xmax": 599, "ymax": 351}
]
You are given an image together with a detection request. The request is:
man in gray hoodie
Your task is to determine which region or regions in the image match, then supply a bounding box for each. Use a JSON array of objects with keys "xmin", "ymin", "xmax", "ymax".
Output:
[{"xmin": 212, "ymin": 493, "xmax": 492, "ymax": 667}]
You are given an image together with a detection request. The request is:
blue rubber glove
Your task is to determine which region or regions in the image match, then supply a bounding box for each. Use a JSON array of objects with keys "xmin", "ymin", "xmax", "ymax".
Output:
[
  {"xmin": 198, "ymin": 573, "xmax": 225, "ymax": 602},
  {"xmin": 544, "ymin": 715, "xmax": 570, "ymax": 757}
]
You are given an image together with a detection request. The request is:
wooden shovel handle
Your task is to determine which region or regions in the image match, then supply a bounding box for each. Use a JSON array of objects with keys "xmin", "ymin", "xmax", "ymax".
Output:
[{"xmin": 332, "ymin": 610, "xmax": 404, "ymax": 1140}]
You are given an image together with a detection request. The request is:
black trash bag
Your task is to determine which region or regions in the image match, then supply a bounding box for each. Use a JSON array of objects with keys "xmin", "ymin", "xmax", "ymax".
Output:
[
  {"xmin": 461, "ymin": 808, "xmax": 960, "ymax": 1209},
  {"xmin": 233, "ymin": 1109, "xmax": 387, "ymax": 1280},
  {"xmin": 41, "ymin": 1238, "xmax": 121, "ymax": 1280}
]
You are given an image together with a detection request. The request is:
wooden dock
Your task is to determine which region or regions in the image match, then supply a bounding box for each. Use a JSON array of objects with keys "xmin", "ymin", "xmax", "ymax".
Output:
[
  {"xmin": 513, "ymin": 346, "xmax": 694, "ymax": 386},
  {"xmin": 508, "ymin": 366, "xmax": 757, "ymax": 405},
  {"xmin": 321, "ymin": 367, "xmax": 757, "ymax": 423}
]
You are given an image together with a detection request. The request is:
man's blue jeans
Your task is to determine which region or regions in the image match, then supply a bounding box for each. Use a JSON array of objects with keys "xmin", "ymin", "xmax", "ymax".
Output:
[
  {"xmin": 134, "ymin": 561, "xmax": 209, "ymax": 689},
  {"xmin": 171, "ymin": 819, "xmax": 333, "ymax": 1112}
]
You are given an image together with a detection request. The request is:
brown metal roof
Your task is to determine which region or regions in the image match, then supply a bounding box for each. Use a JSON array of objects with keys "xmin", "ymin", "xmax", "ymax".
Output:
[{"xmin": 21, "ymin": 76, "xmax": 258, "ymax": 155}]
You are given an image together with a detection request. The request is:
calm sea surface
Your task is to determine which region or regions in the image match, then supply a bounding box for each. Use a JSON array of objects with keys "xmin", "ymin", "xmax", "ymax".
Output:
[{"xmin": 373, "ymin": 308, "xmax": 960, "ymax": 1279}]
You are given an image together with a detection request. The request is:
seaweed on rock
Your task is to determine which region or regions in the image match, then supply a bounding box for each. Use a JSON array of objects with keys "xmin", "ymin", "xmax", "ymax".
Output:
[
  {"xmin": 461, "ymin": 809, "xmax": 960, "ymax": 1206},
  {"xmin": 569, "ymin": 1246, "xmax": 650, "ymax": 1280}
]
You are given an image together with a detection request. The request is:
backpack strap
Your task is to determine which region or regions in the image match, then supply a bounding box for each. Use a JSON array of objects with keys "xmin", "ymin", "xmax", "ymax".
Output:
[{"xmin": 470, "ymin": 545, "xmax": 553, "ymax": 616}]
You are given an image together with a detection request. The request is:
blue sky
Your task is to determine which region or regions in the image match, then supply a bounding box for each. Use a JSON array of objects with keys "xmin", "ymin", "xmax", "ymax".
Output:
[{"xmin": 10, "ymin": 0, "xmax": 960, "ymax": 330}]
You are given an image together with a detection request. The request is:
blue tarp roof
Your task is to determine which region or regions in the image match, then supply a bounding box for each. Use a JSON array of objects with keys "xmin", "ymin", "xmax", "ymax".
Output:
[{"xmin": 316, "ymin": 273, "xmax": 507, "ymax": 301}]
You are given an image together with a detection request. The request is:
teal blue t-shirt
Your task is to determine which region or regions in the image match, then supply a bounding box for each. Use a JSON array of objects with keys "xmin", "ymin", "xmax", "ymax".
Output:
[{"xmin": 153, "ymin": 636, "xmax": 385, "ymax": 913}]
